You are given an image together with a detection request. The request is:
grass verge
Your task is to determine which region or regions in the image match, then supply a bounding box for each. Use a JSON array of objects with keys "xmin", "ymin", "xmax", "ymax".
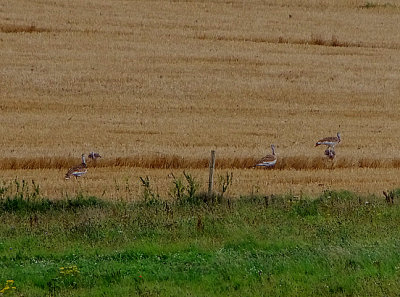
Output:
[{"xmin": 0, "ymin": 185, "xmax": 400, "ymax": 296}]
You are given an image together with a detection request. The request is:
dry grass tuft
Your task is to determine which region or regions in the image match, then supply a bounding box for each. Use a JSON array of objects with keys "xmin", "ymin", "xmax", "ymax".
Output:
[
  {"xmin": 392, "ymin": 159, "xmax": 400, "ymax": 168},
  {"xmin": 0, "ymin": 157, "xmax": 76, "ymax": 170},
  {"xmin": 309, "ymin": 34, "xmax": 354, "ymax": 48},
  {"xmin": 0, "ymin": 24, "xmax": 49, "ymax": 33},
  {"xmin": 359, "ymin": 2, "xmax": 397, "ymax": 9},
  {"xmin": 195, "ymin": 33, "xmax": 399, "ymax": 49},
  {"xmin": 0, "ymin": 156, "xmax": 399, "ymax": 171},
  {"xmin": 113, "ymin": 156, "xmax": 208, "ymax": 169}
]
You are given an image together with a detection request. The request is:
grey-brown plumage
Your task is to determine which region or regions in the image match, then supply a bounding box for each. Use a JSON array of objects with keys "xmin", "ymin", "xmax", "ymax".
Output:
[
  {"xmin": 316, "ymin": 132, "xmax": 341, "ymax": 159},
  {"xmin": 254, "ymin": 144, "xmax": 277, "ymax": 167},
  {"xmin": 315, "ymin": 132, "xmax": 341, "ymax": 149},
  {"xmin": 88, "ymin": 152, "xmax": 102, "ymax": 161},
  {"xmin": 324, "ymin": 148, "xmax": 336, "ymax": 159},
  {"xmin": 65, "ymin": 154, "xmax": 87, "ymax": 180}
]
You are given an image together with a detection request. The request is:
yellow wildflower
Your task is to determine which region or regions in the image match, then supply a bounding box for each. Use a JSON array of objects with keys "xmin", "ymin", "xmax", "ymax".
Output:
[
  {"xmin": 0, "ymin": 280, "xmax": 16, "ymax": 293},
  {"xmin": 59, "ymin": 265, "xmax": 80, "ymax": 276}
]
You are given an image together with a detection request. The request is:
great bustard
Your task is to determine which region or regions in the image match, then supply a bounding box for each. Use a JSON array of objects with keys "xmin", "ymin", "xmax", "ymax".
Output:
[
  {"xmin": 315, "ymin": 132, "xmax": 341, "ymax": 149},
  {"xmin": 253, "ymin": 144, "xmax": 277, "ymax": 167},
  {"xmin": 324, "ymin": 148, "xmax": 336, "ymax": 159},
  {"xmin": 65, "ymin": 154, "xmax": 87, "ymax": 180},
  {"xmin": 88, "ymin": 152, "xmax": 101, "ymax": 161},
  {"xmin": 315, "ymin": 132, "xmax": 341, "ymax": 159}
]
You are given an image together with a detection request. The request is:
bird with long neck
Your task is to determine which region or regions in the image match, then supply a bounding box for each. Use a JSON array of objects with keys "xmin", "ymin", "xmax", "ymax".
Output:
[
  {"xmin": 254, "ymin": 144, "xmax": 277, "ymax": 167},
  {"xmin": 315, "ymin": 132, "xmax": 341, "ymax": 149},
  {"xmin": 65, "ymin": 154, "xmax": 87, "ymax": 180}
]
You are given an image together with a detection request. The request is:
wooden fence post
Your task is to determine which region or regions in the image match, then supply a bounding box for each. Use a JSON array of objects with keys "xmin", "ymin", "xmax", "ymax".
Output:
[{"xmin": 208, "ymin": 150, "xmax": 216, "ymax": 197}]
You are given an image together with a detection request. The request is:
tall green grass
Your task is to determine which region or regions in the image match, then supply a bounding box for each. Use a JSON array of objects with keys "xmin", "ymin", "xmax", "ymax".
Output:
[{"xmin": 1, "ymin": 179, "xmax": 400, "ymax": 296}]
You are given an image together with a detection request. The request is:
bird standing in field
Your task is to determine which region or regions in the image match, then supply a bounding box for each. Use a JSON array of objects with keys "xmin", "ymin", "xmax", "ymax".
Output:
[
  {"xmin": 253, "ymin": 144, "xmax": 277, "ymax": 168},
  {"xmin": 324, "ymin": 148, "xmax": 336, "ymax": 159},
  {"xmin": 315, "ymin": 132, "xmax": 341, "ymax": 149},
  {"xmin": 88, "ymin": 152, "xmax": 101, "ymax": 161},
  {"xmin": 65, "ymin": 154, "xmax": 87, "ymax": 180},
  {"xmin": 315, "ymin": 132, "xmax": 341, "ymax": 159}
]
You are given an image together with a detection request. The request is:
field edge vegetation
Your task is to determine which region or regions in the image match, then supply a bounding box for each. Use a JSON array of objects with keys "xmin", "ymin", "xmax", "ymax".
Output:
[{"xmin": 0, "ymin": 180, "xmax": 400, "ymax": 296}]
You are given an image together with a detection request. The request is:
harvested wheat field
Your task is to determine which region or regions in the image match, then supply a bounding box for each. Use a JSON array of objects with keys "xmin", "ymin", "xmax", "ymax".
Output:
[{"xmin": 1, "ymin": 0, "xmax": 400, "ymax": 198}]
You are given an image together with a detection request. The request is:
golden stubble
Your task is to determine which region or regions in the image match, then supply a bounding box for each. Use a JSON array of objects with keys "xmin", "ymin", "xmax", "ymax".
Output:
[
  {"xmin": 1, "ymin": 166, "xmax": 399, "ymax": 200},
  {"xmin": 1, "ymin": 0, "xmax": 399, "ymax": 197}
]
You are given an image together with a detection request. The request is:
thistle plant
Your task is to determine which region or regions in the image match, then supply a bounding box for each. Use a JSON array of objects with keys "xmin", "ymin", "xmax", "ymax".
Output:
[
  {"xmin": 169, "ymin": 173, "xmax": 185, "ymax": 201},
  {"xmin": 218, "ymin": 172, "xmax": 233, "ymax": 198},
  {"xmin": 139, "ymin": 176, "xmax": 159, "ymax": 204},
  {"xmin": 183, "ymin": 171, "xmax": 199, "ymax": 201},
  {"xmin": 168, "ymin": 172, "xmax": 200, "ymax": 204}
]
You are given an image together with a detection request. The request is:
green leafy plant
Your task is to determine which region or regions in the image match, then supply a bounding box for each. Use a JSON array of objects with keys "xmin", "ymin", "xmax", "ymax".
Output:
[
  {"xmin": 183, "ymin": 171, "xmax": 199, "ymax": 202},
  {"xmin": 48, "ymin": 265, "xmax": 80, "ymax": 294},
  {"xmin": 168, "ymin": 172, "xmax": 200, "ymax": 204},
  {"xmin": 139, "ymin": 176, "xmax": 159, "ymax": 204},
  {"xmin": 169, "ymin": 173, "xmax": 185, "ymax": 201},
  {"xmin": 218, "ymin": 172, "xmax": 233, "ymax": 198}
]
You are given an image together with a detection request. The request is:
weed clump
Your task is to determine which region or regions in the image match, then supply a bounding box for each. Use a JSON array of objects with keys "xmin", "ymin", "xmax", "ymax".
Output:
[
  {"xmin": 0, "ymin": 179, "xmax": 105, "ymax": 213},
  {"xmin": 169, "ymin": 172, "xmax": 201, "ymax": 205},
  {"xmin": 292, "ymin": 199, "xmax": 319, "ymax": 217},
  {"xmin": 139, "ymin": 176, "xmax": 160, "ymax": 205}
]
